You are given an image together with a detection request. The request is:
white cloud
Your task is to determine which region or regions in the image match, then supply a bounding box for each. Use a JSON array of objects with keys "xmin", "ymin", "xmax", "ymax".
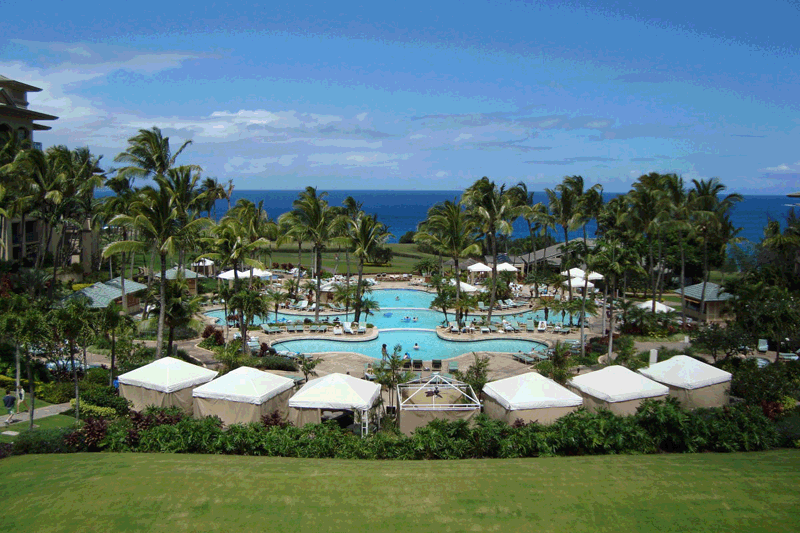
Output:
[
  {"xmin": 763, "ymin": 163, "xmax": 794, "ymax": 172},
  {"xmin": 224, "ymin": 155, "xmax": 297, "ymax": 173},
  {"xmin": 356, "ymin": 112, "xmax": 368, "ymax": 122},
  {"xmin": 409, "ymin": 134, "xmax": 426, "ymax": 139},
  {"xmin": 454, "ymin": 133, "xmax": 473, "ymax": 142},
  {"xmin": 308, "ymin": 151, "xmax": 411, "ymax": 169},
  {"xmin": 435, "ymin": 171, "xmax": 449, "ymax": 177},
  {"xmin": 312, "ymin": 139, "xmax": 382, "ymax": 149}
]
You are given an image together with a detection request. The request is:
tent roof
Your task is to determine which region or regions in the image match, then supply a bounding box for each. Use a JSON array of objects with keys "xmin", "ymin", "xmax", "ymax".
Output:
[
  {"xmin": 679, "ymin": 282, "xmax": 732, "ymax": 302},
  {"xmin": 217, "ymin": 269, "xmax": 249, "ymax": 280},
  {"xmin": 467, "ymin": 262, "xmax": 492, "ymax": 272},
  {"xmin": 638, "ymin": 355, "xmax": 731, "ymax": 390},
  {"xmin": 192, "ymin": 367, "xmax": 295, "ymax": 404},
  {"xmin": 118, "ymin": 357, "xmax": 217, "ymax": 393},
  {"xmin": 449, "ymin": 279, "xmax": 482, "ymax": 293},
  {"xmin": 155, "ymin": 267, "xmax": 203, "ymax": 280},
  {"xmin": 289, "ymin": 373, "xmax": 380, "ymax": 410},
  {"xmin": 483, "ymin": 372, "xmax": 582, "ymax": 410},
  {"xmin": 635, "ymin": 300, "xmax": 675, "ymax": 313},
  {"xmin": 561, "ymin": 267, "xmax": 586, "ymax": 278},
  {"xmin": 563, "ymin": 277, "xmax": 594, "ymax": 288},
  {"xmin": 496, "ymin": 262, "xmax": 519, "ymax": 272},
  {"xmin": 568, "ymin": 365, "xmax": 668, "ymax": 403}
]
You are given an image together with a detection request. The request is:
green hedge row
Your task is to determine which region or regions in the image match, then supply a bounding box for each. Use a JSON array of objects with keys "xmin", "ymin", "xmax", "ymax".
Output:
[{"xmin": 13, "ymin": 399, "xmax": 781, "ymax": 460}]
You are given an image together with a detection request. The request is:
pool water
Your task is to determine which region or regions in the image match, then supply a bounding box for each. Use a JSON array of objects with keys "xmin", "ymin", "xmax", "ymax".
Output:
[
  {"xmin": 275, "ymin": 330, "xmax": 548, "ymax": 360},
  {"xmin": 207, "ymin": 288, "xmax": 575, "ymax": 360}
]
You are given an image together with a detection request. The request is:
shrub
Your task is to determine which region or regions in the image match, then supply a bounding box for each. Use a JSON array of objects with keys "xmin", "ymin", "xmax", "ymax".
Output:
[
  {"xmin": 261, "ymin": 410, "xmax": 291, "ymax": 428},
  {"xmin": 635, "ymin": 398, "xmax": 708, "ymax": 453},
  {"xmin": 695, "ymin": 404, "xmax": 777, "ymax": 452},
  {"xmin": 775, "ymin": 413, "xmax": 800, "ymax": 448},
  {"xmin": 38, "ymin": 382, "xmax": 74, "ymax": 404},
  {"xmin": 137, "ymin": 416, "xmax": 223, "ymax": 454},
  {"xmin": 252, "ymin": 356, "xmax": 297, "ymax": 372},
  {"xmin": 70, "ymin": 399, "xmax": 117, "ymax": 419},
  {"xmin": 84, "ymin": 367, "xmax": 110, "ymax": 386},
  {"xmin": 12, "ymin": 427, "xmax": 76, "ymax": 455},
  {"xmin": 728, "ymin": 359, "xmax": 800, "ymax": 405},
  {"xmin": 65, "ymin": 417, "xmax": 109, "ymax": 452}
]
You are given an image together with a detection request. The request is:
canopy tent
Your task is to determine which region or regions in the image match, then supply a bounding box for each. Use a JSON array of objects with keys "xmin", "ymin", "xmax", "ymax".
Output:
[
  {"xmin": 467, "ymin": 262, "xmax": 492, "ymax": 273},
  {"xmin": 396, "ymin": 374, "xmax": 481, "ymax": 436},
  {"xmin": 562, "ymin": 277, "xmax": 594, "ymax": 289},
  {"xmin": 496, "ymin": 262, "xmax": 519, "ymax": 272},
  {"xmin": 561, "ymin": 267, "xmax": 586, "ymax": 278},
  {"xmin": 192, "ymin": 367, "xmax": 295, "ymax": 425},
  {"xmin": 567, "ymin": 365, "xmax": 669, "ymax": 416},
  {"xmin": 449, "ymin": 279, "xmax": 483, "ymax": 293},
  {"xmin": 288, "ymin": 373, "xmax": 381, "ymax": 434},
  {"xmin": 192, "ymin": 258, "xmax": 215, "ymax": 267},
  {"xmin": 586, "ymin": 271, "xmax": 604, "ymax": 281},
  {"xmin": 118, "ymin": 357, "xmax": 217, "ymax": 414},
  {"xmin": 217, "ymin": 269, "xmax": 249, "ymax": 280},
  {"xmin": 635, "ymin": 300, "xmax": 675, "ymax": 313},
  {"xmin": 483, "ymin": 373, "xmax": 582, "ymax": 425},
  {"xmin": 638, "ymin": 355, "xmax": 731, "ymax": 409}
]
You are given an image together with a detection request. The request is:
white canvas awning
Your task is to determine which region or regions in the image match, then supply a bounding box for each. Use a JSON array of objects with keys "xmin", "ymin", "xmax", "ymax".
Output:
[
  {"xmin": 483, "ymin": 373, "xmax": 582, "ymax": 410},
  {"xmin": 289, "ymin": 373, "xmax": 380, "ymax": 410},
  {"xmin": 638, "ymin": 355, "xmax": 732, "ymax": 390},
  {"xmin": 586, "ymin": 271, "xmax": 604, "ymax": 281},
  {"xmin": 245, "ymin": 268, "xmax": 273, "ymax": 278},
  {"xmin": 118, "ymin": 357, "xmax": 217, "ymax": 393},
  {"xmin": 636, "ymin": 300, "xmax": 675, "ymax": 313},
  {"xmin": 217, "ymin": 269, "xmax": 249, "ymax": 280},
  {"xmin": 449, "ymin": 279, "xmax": 482, "ymax": 293},
  {"xmin": 568, "ymin": 366, "xmax": 668, "ymax": 403},
  {"xmin": 467, "ymin": 262, "xmax": 492, "ymax": 273},
  {"xmin": 561, "ymin": 267, "xmax": 586, "ymax": 278},
  {"xmin": 192, "ymin": 367, "xmax": 295, "ymax": 404},
  {"xmin": 496, "ymin": 262, "xmax": 519, "ymax": 272},
  {"xmin": 192, "ymin": 258, "xmax": 215, "ymax": 267},
  {"xmin": 563, "ymin": 277, "xmax": 594, "ymax": 289}
]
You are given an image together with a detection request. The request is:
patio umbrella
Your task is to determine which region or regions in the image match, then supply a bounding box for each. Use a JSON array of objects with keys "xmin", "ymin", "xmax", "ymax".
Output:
[
  {"xmin": 635, "ymin": 300, "xmax": 675, "ymax": 313},
  {"xmin": 217, "ymin": 269, "xmax": 248, "ymax": 280},
  {"xmin": 496, "ymin": 262, "xmax": 519, "ymax": 272},
  {"xmin": 467, "ymin": 262, "xmax": 492, "ymax": 272},
  {"xmin": 560, "ymin": 267, "xmax": 586, "ymax": 278}
]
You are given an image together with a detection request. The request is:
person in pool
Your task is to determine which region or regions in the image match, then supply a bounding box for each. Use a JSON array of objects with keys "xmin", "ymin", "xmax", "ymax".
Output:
[
  {"xmin": 381, "ymin": 344, "xmax": 389, "ymax": 359},
  {"xmin": 403, "ymin": 353, "xmax": 410, "ymax": 360},
  {"xmin": 413, "ymin": 343, "xmax": 419, "ymax": 350},
  {"xmin": 395, "ymin": 296, "xmax": 400, "ymax": 301},
  {"xmin": 412, "ymin": 317, "xmax": 418, "ymax": 322}
]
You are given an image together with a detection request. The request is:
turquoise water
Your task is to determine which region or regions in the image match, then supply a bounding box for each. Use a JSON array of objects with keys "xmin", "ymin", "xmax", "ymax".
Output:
[
  {"xmin": 371, "ymin": 289, "xmax": 435, "ymax": 309},
  {"xmin": 274, "ymin": 330, "xmax": 548, "ymax": 360}
]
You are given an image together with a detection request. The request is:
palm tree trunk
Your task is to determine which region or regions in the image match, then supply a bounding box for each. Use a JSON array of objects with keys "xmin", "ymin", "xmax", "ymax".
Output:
[
  {"xmin": 700, "ymin": 236, "xmax": 709, "ymax": 323},
  {"xmin": 314, "ymin": 246, "xmax": 322, "ymax": 322},
  {"xmin": 679, "ymin": 241, "xmax": 687, "ymax": 330},
  {"xmin": 156, "ymin": 253, "xmax": 167, "ymax": 358},
  {"xmin": 71, "ymin": 342, "xmax": 80, "ymax": 420},
  {"xmin": 487, "ymin": 232, "xmax": 498, "ymax": 323},
  {"xmin": 580, "ymin": 277, "xmax": 588, "ymax": 357},
  {"xmin": 168, "ymin": 326, "xmax": 176, "ymax": 358},
  {"xmin": 607, "ymin": 282, "xmax": 616, "ymax": 361},
  {"xmin": 563, "ymin": 227, "xmax": 572, "ymax": 302},
  {"xmin": 109, "ymin": 329, "xmax": 116, "ymax": 388},
  {"xmin": 454, "ymin": 257, "xmax": 462, "ymax": 327},
  {"xmin": 27, "ymin": 359, "xmax": 35, "ymax": 431},
  {"xmin": 354, "ymin": 261, "xmax": 364, "ymax": 322},
  {"xmin": 296, "ymin": 242, "xmax": 302, "ymax": 285}
]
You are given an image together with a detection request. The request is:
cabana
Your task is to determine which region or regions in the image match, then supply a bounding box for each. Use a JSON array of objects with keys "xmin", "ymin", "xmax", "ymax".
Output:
[
  {"xmin": 638, "ymin": 355, "xmax": 731, "ymax": 409},
  {"xmin": 192, "ymin": 367, "xmax": 295, "ymax": 425},
  {"xmin": 118, "ymin": 357, "xmax": 217, "ymax": 414},
  {"xmin": 288, "ymin": 373, "xmax": 381, "ymax": 435},
  {"xmin": 483, "ymin": 372, "xmax": 583, "ymax": 425},
  {"xmin": 396, "ymin": 374, "xmax": 481, "ymax": 436},
  {"xmin": 567, "ymin": 366, "xmax": 669, "ymax": 416}
]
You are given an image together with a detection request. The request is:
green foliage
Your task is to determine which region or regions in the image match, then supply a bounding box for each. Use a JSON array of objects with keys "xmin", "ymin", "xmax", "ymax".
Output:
[
  {"xmin": 69, "ymin": 400, "xmax": 117, "ymax": 419},
  {"xmin": 84, "ymin": 367, "xmax": 111, "ymax": 386},
  {"xmin": 690, "ymin": 322, "xmax": 750, "ymax": 362},
  {"xmin": 724, "ymin": 359, "xmax": 800, "ymax": 404},
  {"xmin": 398, "ymin": 231, "xmax": 415, "ymax": 244},
  {"xmin": 451, "ymin": 353, "xmax": 490, "ymax": 396},
  {"xmin": 11, "ymin": 427, "xmax": 76, "ymax": 455},
  {"xmin": 38, "ymin": 382, "xmax": 75, "ymax": 404},
  {"xmin": 775, "ymin": 414, "xmax": 800, "ymax": 448},
  {"xmin": 252, "ymin": 356, "xmax": 297, "ymax": 372},
  {"xmin": 82, "ymin": 386, "xmax": 130, "ymax": 416}
]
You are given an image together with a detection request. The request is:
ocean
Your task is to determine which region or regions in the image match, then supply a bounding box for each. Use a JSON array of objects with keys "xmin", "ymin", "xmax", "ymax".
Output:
[{"xmin": 96, "ymin": 189, "xmax": 797, "ymax": 245}]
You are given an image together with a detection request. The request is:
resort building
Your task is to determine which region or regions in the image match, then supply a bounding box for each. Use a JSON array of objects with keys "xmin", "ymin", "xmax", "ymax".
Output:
[
  {"xmin": 154, "ymin": 267, "xmax": 204, "ymax": 296},
  {"xmin": 66, "ymin": 277, "xmax": 148, "ymax": 313},
  {"xmin": 678, "ymin": 282, "xmax": 732, "ymax": 322}
]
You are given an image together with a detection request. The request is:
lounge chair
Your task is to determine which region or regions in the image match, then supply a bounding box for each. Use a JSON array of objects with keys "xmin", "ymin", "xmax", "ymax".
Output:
[
  {"xmin": 318, "ymin": 325, "xmax": 328, "ymax": 333},
  {"xmin": 553, "ymin": 325, "xmax": 562, "ymax": 334},
  {"xmin": 295, "ymin": 300, "xmax": 308, "ymax": 311},
  {"xmin": 402, "ymin": 360, "xmax": 412, "ymax": 370},
  {"xmin": 309, "ymin": 325, "xmax": 319, "ymax": 333},
  {"xmin": 537, "ymin": 320, "xmax": 547, "ymax": 332},
  {"xmin": 342, "ymin": 322, "xmax": 354, "ymax": 335},
  {"xmin": 448, "ymin": 361, "xmax": 458, "ymax": 373},
  {"xmin": 364, "ymin": 363, "xmax": 376, "ymax": 381},
  {"xmin": 269, "ymin": 326, "xmax": 282, "ymax": 334},
  {"xmin": 516, "ymin": 321, "xmax": 527, "ymax": 331},
  {"xmin": 449, "ymin": 322, "xmax": 459, "ymax": 334},
  {"xmin": 412, "ymin": 359, "xmax": 423, "ymax": 371},
  {"xmin": 478, "ymin": 302, "xmax": 488, "ymax": 312},
  {"xmin": 757, "ymin": 339, "xmax": 768, "ymax": 353},
  {"xmin": 431, "ymin": 359, "xmax": 442, "ymax": 372},
  {"xmin": 480, "ymin": 326, "xmax": 490, "ymax": 334},
  {"xmin": 560, "ymin": 327, "xmax": 571, "ymax": 335},
  {"xmin": 307, "ymin": 303, "xmax": 316, "ymax": 312},
  {"xmin": 233, "ymin": 332, "xmax": 242, "ymax": 340},
  {"xmin": 357, "ymin": 323, "xmax": 367, "ymax": 334},
  {"xmin": 487, "ymin": 325, "xmax": 498, "ymax": 333},
  {"xmin": 503, "ymin": 322, "xmax": 519, "ymax": 332},
  {"xmin": 513, "ymin": 353, "xmax": 535, "ymax": 364},
  {"xmin": 526, "ymin": 319, "xmax": 536, "ymax": 331},
  {"xmin": 333, "ymin": 326, "xmax": 343, "ymax": 335}
]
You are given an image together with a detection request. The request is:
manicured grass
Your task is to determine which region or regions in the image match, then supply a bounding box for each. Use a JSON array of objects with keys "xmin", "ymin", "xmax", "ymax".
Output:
[
  {"xmin": 0, "ymin": 414, "xmax": 77, "ymax": 444},
  {"xmin": 1, "ymin": 451, "xmax": 798, "ymax": 532}
]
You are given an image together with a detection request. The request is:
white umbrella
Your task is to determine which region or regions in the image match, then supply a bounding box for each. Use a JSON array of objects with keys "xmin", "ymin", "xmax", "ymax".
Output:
[
  {"xmin": 217, "ymin": 269, "xmax": 248, "ymax": 280},
  {"xmin": 496, "ymin": 262, "xmax": 519, "ymax": 272},
  {"xmin": 562, "ymin": 277, "xmax": 594, "ymax": 289},
  {"xmin": 449, "ymin": 279, "xmax": 482, "ymax": 293},
  {"xmin": 192, "ymin": 258, "xmax": 214, "ymax": 267},
  {"xmin": 244, "ymin": 268, "xmax": 273, "ymax": 278},
  {"xmin": 586, "ymin": 271, "xmax": 604, "ymax": 281},
  {"xmin": 560, "ymin": 267, "xmax": 586, "ymax": 278},
  {"xmin": 467, "ymin": 262, "xmax": 492, "ymax": 273},
  {"xmin": 635, "ymin": 300, "xmax": 675, "ymax": 313}
]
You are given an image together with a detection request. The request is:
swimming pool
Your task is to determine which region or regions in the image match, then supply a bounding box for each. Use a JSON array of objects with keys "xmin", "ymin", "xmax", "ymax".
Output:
[
  {"xmin": 273, "ymin": 330, "xmax": 548, "ymax": 360},
  {"xmin": 371, "ymin": 289, "xmax": 435, "ymax": 309}
]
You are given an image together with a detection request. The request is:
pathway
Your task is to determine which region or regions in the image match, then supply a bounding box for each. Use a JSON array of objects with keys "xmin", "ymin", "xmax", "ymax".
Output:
[{"xmin": 1, "ymin": 402, "xmax": 71, "ymax": 436}]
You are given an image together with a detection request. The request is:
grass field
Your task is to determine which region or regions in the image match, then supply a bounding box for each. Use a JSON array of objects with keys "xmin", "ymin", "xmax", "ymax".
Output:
[
  {"xmin": 0, "ymin": 415, "xmax": 76, "ymax": 444},
  {"xmin": 1, "ymin": 451, "xmax": 798, "ymax": 532}
]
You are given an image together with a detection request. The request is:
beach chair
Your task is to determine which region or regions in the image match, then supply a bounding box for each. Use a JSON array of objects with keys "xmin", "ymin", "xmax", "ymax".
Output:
[
  {"xmin": 513, "ymin": 353, "xmax": 535, "ymax": 364},
  {"xmin": 309, "ymin": 325, "xmax": 319, "ymax": 333},
  {"xmin": 480, "ymin": 326, "xmax": 490, "ymax": 334},
  {"xmin": 412, "ymin": 359, "xmax": 423, "ymax": 371},
  {"xmin": 553, "ymin": 324, "xmax": 562, "ymax": 334},
  {"xmin": 503, "ymin": 321, "xmax": 519, "ymax": 332},
  {"xmin": 537, "ymin": 321, "xmax": 547, "ymax": 332},
  {"xmin": 487, "ymin": 325, "xmax": 498, "ymax": 333},
  {"xmin": 343, "ymin": 322, "xmax": 354, "ymax": 335},
  {"xmin": 318, "ymin": 325, "xmax": 328, "ymax": 333},
  {"xmin": 295, "ymin": 300, "xmax": 308, "ymax": 311},
  {"xmin": 757, "ymin": 339, "xmax": 768, "ymax": 353},
  {"xmin": 233, "ymin": 332, "xmax": 242, "ymax": 340},
  {"xmin": 333, "ymin": 326, "xmax": 343, "ymax": 335},
  {"xmin": 431, "ymin": 359, "xmax": 442, "ymax": 372},
  {"xmin": 364, "ymin": 363, "xmax": 376, "ymax": 381},
  {"xmin": 402, "ymin": 360, "xmax": 412, "ymax": 371},
  {"xmin": 357, "ymin": 323, "xmax": 367, "ymax": 334},
  {"xmin": 526, "ymin": 319, "xmax": 535, "ymax": 331},
  {"xmin": 449, "ymin": 322, "xmax": 460, "ymax": 334},
  {"xmin": 307, "ymin": 303, "xmax": 317, "ymax": 312},
  {"xmin": 448, "ymin": 361, "xmax": 459, "ymax": 373},
  {"xmin": 516, "ymin": 321, "xmax": 527, "ymax": 331},
  {"xmin": 478, "ymin": 301, "xmax": 488, "ymax": 312}
]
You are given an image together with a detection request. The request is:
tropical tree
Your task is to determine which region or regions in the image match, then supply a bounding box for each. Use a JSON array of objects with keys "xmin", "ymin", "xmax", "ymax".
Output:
[
  {"xmin": 343, "ymin": 213, "xmax": 391, "ymax": 322},
  {"xmin": 228, "ymin": 289, "xmax": 270, "ymax": 354},
  {"xmin": 265, "ymin": 287, "xmax": 291, "ymax": 323},
  {"xmin": 299, "ymin": 356, "xmax": 323, "ymax": 383},
  {"xmin": 114, "ymin": 126, "xmax": 197, "ymax": 185},
  {"xmin": 373, "ymin": 345, "xmax": 413, "ymax": 419},
  {"xmin": 463, "ymin": 177, "xmax": 517, "ymax": 322},
  {"xmin": 50, "ymin": 298, "xmax": 92, "ymax": 420}
]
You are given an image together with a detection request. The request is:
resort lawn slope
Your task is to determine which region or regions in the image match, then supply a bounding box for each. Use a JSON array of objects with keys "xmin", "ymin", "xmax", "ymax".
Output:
[{"xmin": 1, "ymin": 451, "xmax": 799, "ymax": 532}]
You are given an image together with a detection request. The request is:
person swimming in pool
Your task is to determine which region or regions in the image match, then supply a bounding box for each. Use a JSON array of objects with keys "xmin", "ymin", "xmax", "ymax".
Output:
[
  {"xmin": 403, "ymin": 353, "xmax": 410, "ymax": 360},
  {"xmin": 413, "ymin": 343, "xmax": 419, "ymax": 350},
  {"xmin": 412, "ymin": 317, "xmax": 418, "ymax": 322},
  {"xmin": 395, "ymin": 296, "xmax": 400, "ymax": 301}
]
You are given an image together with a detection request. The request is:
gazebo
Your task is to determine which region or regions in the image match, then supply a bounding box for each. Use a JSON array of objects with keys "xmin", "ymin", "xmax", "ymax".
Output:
[
  {"xmin": 396, "ymin": 374, "xmax": 481, "ymax": 436},
  {"xmin": 288, "ymin": 373, "xmax": 381, "ymax": 435},
  {"xmin": 567, "ymin": 366, "xmax": 669, "ymax": 416},
  {"xmin": 483, "ymin": 372, "xmax": 583, "ymax": 425},
  {"xmin": 118, "ymin": 357, "xmax": 218, "ymax": 414},
  {"xmin": 192, "ymin": 367, "xmax": 296, "ymax": 425},
  {"xmin": 638, "ymin": 355, "xmax": 731, "ymax": 409}
]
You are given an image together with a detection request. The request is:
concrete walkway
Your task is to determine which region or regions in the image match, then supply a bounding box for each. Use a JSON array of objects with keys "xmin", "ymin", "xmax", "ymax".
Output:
[{"xmin": 2, "ymin": 402, "xmax": 72, "ymax": 435}]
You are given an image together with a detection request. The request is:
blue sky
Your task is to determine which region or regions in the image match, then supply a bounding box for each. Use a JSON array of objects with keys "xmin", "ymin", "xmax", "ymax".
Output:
[{"xmin": 2, "ymin": 0, "xmax": 799, "ymax": 193}]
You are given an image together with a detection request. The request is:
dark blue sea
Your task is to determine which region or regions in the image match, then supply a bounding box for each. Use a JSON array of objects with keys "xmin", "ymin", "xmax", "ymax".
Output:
[{"xmin": 97, "ymin": 189, "xmax": 797, "ymax": 245}]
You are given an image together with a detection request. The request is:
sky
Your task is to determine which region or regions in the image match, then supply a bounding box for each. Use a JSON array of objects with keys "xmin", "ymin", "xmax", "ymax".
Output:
[{"xmin": 2, "ymin": 0, "xmax": 799, "ymax": 194}]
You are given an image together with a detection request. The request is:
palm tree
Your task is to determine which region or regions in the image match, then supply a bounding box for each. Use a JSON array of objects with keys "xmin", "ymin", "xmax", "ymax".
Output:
[
  {"xmin": 545, "ymin": 178, "xmax": 580, "ymax": 301},
  {"xmin": 345, "ymin": 213, "xmax": 391, "ymax": 322},
  {"xmin": 332, "ymin": 282, "xmax": 357, "ymax": 320},
  {"xmin": 104, "ymin": 177, "xmax": 209, "ymax": 358},
  {"xmin": 265, "ymin": 287, "xmax": 290, "ymax": 323},
  {"xmin": 228, "ymin": 289, "xmax": 270, "ymax": 354},
  {"xmin": 463, "ymin": 177, "xmax": 516, "ymax": 323},
  {"xmin": 229, "ymin": 199, "xmax": 277, "ymax": 286},
  {"xmin": 200, "ymin": 176, "xmax": 227, "ymax": 220},
  {"xmin": 113, "ymin": 126, "xmax": 198, "ymax": 185},
  {"xmin": 415, "ymin": 199, "xmax": 480, "ymax": 327}
]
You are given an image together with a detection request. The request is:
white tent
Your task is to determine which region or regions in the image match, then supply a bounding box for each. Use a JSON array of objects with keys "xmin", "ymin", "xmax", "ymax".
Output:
[
  {"xmin": 635, "ymin": 300, "xmax": 675, "ymax": 313},
  {"xmin": 567, "ymin": 365, "xmax": 669, "ymax": 416},
  {"xmin": 118, "ymin": 357, "xmax": 218, "ymax": 414},
  {"xmin": 638, "ymin": 355, "xmax": 731, "ymax": 409},
  {"xmin": 497, "ymin": 262, "xmax": 519, "ymax": 272},
  {"xmin": 586, "ymin": 271, "xmax": 604, "ymax": 281},
  {"xmin": 449, "ymin": 279, "xmax": 482, "ymax": 293},
  {"xmin": 192, "ymin": 367, "xmax": 295, "ymax": 425},
  {"xmin": 563, "ymin": 277, "xmax": 594, "ymax": 289},
  {"xmin": 467, "ymin": 262, "xmax": 492, "ymax": 272},
  {"xmin": 192, "ymin": 258, "xmax": 215, "ymax": 267},
  {"xmin": 244, "ymin": 268, "xmax": 273, "ymax": 278},
  {"xmin": 397, "ymin": 374, "xmax": 481, "ymax": 436},
  {"xmin": 217, "ymin": 269, "xmax": 249, "ymax": 280},
  {"xmin": 288, "ymin": 373, "xmax": 381, "ymax": 433},
  {"xmin": 561, "ymin": 267, "xmax": 586, "ymax": 278},
  {"xmin": 483, "ymin": 373, "xmax": 583, "ymax": 425}
]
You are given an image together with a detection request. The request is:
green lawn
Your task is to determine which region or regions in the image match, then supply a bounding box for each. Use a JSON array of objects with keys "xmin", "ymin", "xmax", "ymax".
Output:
[
  {"xmin": 0, "ymin": 415, "xmax": 76, "ymax": 444},
  {"xmin": 1, "ymin": 451, "xmax": 798, "ymax": 532}
]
